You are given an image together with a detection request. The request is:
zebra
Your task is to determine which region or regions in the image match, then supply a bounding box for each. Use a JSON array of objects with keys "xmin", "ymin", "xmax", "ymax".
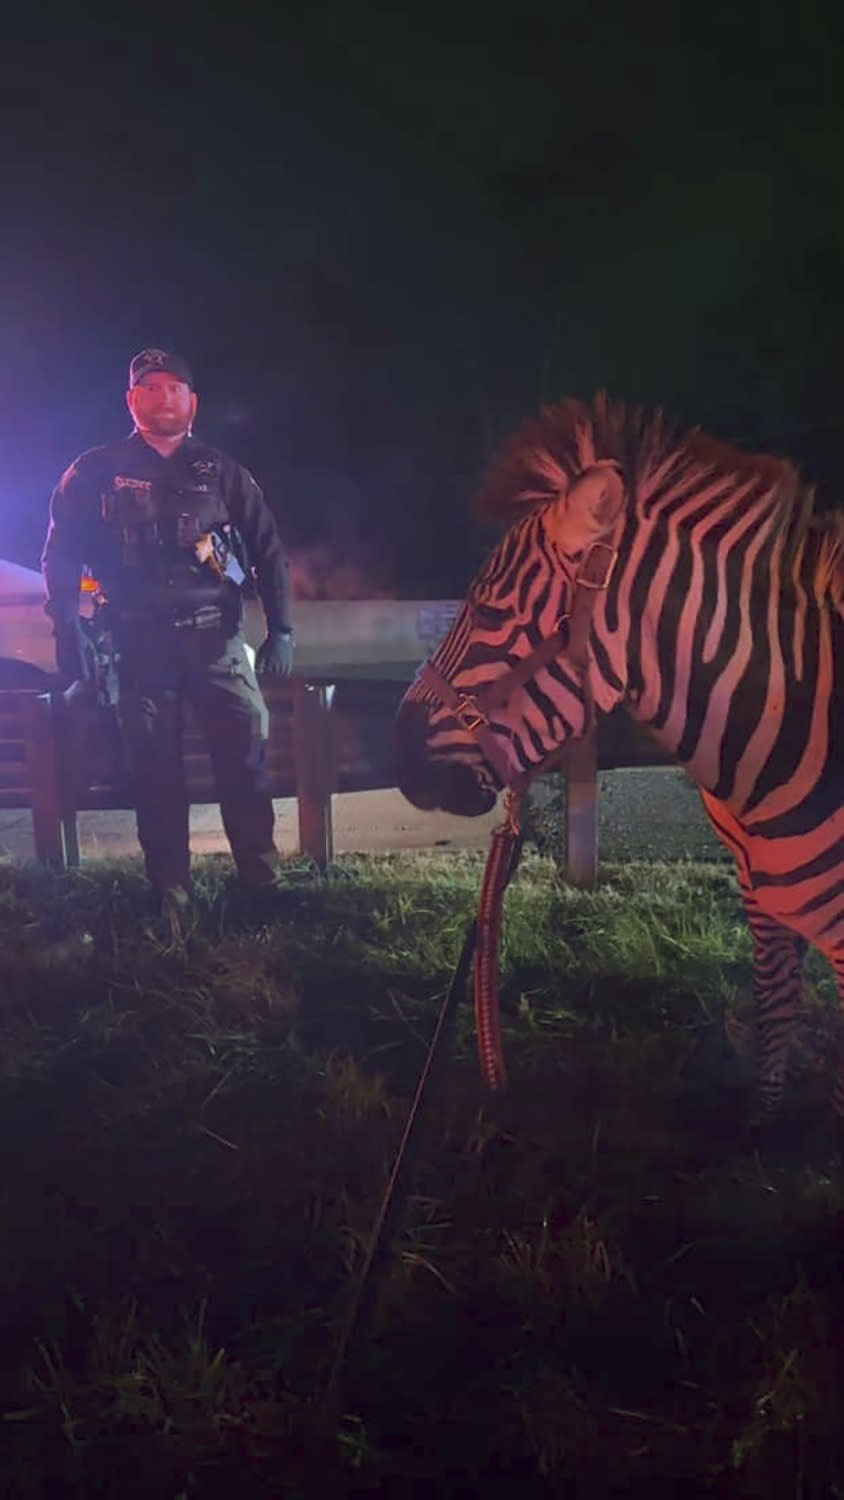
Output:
[{"xmin": 394, "ymin": 395, "xmax": 843, "ymax": 1117}]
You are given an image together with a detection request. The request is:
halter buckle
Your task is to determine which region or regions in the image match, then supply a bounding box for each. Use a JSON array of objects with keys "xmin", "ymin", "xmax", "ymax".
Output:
[
  {"xmin": 455, "ymin": 694, "xmax": 488, "ymax": 732},
  {"xmin": 576, "ymin": 541, "xmax": 617, "ymax": 591}
]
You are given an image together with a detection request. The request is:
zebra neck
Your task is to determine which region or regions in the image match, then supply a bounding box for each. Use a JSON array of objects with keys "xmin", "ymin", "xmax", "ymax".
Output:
[{"xmin": 614, "ymin": 484, "xmax": 836, "ymax": 812}]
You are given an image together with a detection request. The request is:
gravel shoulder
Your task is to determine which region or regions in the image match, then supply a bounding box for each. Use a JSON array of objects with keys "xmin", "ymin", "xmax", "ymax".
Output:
[{"xmin": 596, "ymin": 767, "xmax": 724, "ymax": 862}]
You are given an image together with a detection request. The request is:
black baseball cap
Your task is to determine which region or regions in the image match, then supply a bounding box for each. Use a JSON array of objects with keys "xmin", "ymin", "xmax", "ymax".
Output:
[{"xmin": 128, "ymin": 348, "xmax": 195, "ymax": 389}]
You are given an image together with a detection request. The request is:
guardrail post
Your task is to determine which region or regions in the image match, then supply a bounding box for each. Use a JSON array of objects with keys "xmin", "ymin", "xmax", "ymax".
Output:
[
  {"xmin": 25, "ymin": 693, "xmax": 71, "ymax": 868},
  {"xmin": 565, "ymin": 725, "xmax": 598, "ymax": 889},
  {"xmin": 54, "ymin": 686, "xmax": 91, "ymax": 867},
  {"xmin": 293, "ymin": 680, "xmax": 336, "ymax": 868}
]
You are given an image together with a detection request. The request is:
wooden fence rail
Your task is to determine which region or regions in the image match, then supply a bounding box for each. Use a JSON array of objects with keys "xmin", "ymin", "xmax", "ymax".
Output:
[{"xmin": 0, "ymin": 680, "xmax": 671, "ymax": 886}]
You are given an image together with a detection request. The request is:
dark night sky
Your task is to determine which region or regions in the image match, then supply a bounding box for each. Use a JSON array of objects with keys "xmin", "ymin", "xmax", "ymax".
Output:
[{"xmin": 1, "ymin": 3, "xmax": 841, "ymax": 596}]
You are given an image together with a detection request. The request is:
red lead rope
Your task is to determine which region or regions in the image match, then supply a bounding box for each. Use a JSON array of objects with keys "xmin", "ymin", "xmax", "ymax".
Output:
[{"xmin": 473, "ymin": 793, "xmax": 523, "ymax": 1091}]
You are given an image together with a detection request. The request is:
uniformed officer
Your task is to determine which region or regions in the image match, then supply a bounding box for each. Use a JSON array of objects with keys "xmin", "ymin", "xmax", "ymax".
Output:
[{"xmin": 41, "ymin": 348, "xmax": 294, "ymax": 904}]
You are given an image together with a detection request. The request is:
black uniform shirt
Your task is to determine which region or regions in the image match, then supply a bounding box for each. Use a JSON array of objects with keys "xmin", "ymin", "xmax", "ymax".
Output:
[{"xmin": 42, "ymin": 432, "xmax": 292, "ymax": 631}]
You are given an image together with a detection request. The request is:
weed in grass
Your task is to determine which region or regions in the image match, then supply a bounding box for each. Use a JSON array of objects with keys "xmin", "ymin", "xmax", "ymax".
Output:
[
  {"xmin": 318, "ymin": 1052, "xmax": 395, "ymax": 1127},
  {"xmin": 337, "ymin": 1204, "xmax": 371, "ymax": 1280},
  {"xmin": 336, "ymin": 1411, "xmax": 385, "ymax": 1473},
  {"xmin": 93, "ymin": 1300, "xmax": 248, "ymax": 1437},
  {"xmin": 513, "ymin": 1363, "xmax": 598, "ymax": 1477},
  {"xmin": 728, "ymin": 1274, "xmax": 843, "ymax": 1490},
  {"xmin": 396, "ymin": 1210, "xmax": 457, "ymax": 1297},
  {"xmin": 27, "ymin": 1338, "xmax": 83, "ymax": 1453},
  {"xmin": 496, "ymin": 1203, "xmax": 637, "ymax": 1309}
]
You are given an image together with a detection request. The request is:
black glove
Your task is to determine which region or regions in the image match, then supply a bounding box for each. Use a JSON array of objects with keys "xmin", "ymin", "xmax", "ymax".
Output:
[
  {"xmin": 255, "ymin": 629, "xmax": 294, "ymax": 677},
  {"xmin": 54, "ymin": 618, "xmax": 97, "ymax": 687}
]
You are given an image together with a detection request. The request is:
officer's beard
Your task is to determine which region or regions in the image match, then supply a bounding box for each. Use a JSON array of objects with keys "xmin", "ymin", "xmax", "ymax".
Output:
[{"xmin": 136, "ymin": 416, "xmax": 192, "ymax": 440}]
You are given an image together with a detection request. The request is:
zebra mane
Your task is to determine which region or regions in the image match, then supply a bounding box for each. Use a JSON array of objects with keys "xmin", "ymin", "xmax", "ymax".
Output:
[{"xmin": 473, "ymin": 393, "xmax": 812, "ymax": 533}]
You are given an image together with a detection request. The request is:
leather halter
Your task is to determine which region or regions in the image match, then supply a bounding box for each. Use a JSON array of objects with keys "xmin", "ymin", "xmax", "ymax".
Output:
[{"xmin": 416, "ymin": 495, "xmax": 625, "ymax": 795}]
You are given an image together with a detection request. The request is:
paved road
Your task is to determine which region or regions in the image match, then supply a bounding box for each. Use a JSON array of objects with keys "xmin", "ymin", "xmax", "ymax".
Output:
[{"xmin": 0, "ymin": 767, "xmax": 723, "ymax": 867}]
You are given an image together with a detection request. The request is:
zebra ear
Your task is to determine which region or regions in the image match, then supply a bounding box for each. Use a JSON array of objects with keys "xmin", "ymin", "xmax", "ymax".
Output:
[{"xmin": 546, "ymin": 462, "xmax": 624, "ymax": 555}]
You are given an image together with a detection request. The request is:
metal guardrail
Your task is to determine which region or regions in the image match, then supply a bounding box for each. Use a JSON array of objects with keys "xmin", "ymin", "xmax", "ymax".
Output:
[
  {"xmin": 0, "ymin": 679, "xmax": 410, "ymax": 871},
  {"xmin": 0, "ymin": 682, "xmax": 672, "ymax": 885}
]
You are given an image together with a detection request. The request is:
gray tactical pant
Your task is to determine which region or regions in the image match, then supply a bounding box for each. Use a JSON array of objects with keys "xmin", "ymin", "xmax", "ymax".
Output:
[{"xmin": 115, "ymin": 622, "xmax": 278, "ymax": 891}]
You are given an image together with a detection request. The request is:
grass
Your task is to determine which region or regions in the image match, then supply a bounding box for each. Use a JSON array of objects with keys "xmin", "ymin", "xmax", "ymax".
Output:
[{"xmin": 0, "ymin": 848, "xmax": 840, "ymax": 1497}]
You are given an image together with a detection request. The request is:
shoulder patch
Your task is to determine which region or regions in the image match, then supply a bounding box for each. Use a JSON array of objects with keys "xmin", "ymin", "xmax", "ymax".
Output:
[{"xmin": 57, "ymin": 441, "xmax": 124, "ymax": 492}]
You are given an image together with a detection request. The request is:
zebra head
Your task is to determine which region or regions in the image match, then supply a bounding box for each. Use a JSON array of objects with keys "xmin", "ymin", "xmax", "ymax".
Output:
[{"xmin": 394, "ymin": 461, "xmax": 626, "ymax": 815}]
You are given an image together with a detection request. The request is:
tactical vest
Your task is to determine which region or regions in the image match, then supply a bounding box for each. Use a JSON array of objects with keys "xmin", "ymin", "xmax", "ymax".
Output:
[{"xmin": 95, "ymin": 457, "xmax": 244, "ymax": 623}]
